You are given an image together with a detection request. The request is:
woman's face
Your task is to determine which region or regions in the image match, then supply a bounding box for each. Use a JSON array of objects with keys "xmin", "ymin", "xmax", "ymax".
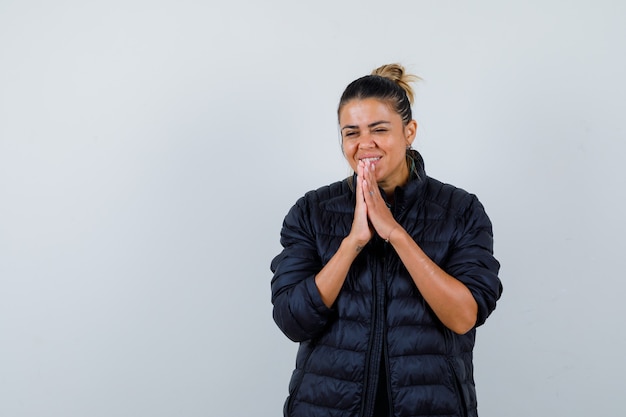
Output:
[{"xmin": 340, "ymin": 98, "xmax": 417, "ymax": 193}]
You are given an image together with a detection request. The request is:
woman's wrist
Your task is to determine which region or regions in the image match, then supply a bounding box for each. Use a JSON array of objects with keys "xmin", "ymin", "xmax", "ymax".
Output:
[
  {"xmin": 343, "ymin": 233, "xmax": 368, "ymax": 254},
  {"xmin": 385, "ymin": 226, "xmax": 401, "ymax": 244}
]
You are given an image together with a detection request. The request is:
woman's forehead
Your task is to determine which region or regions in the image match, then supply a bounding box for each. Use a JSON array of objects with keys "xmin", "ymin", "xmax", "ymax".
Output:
[{"xmin": 339, "ymin": 98, "xmax": 400, "ymax": 126}]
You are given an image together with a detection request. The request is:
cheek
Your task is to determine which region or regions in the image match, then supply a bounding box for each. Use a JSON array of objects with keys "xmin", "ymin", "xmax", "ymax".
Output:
[
  {"xmin": 342, "ymin": 143, "xmax": 357, "ymax": 163},
  {"xmin": 341, "ymin": 142, "xmax": 350, "ymax": 156}
]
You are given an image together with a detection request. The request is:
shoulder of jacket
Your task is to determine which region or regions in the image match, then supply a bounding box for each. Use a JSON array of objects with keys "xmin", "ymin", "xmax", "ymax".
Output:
[
  {"xmin": 422, "ymin": 176, "xmax": 479, "ymax": 217},
  {"xmin": 298, "ymin": 178, "xmax": 351, "ymax": 204}
]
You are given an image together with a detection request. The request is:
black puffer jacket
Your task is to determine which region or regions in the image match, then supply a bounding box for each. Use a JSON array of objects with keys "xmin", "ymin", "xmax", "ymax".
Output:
[{"xmin": 271, "ymin": 152, "xmax": 502, "ymax": 417}]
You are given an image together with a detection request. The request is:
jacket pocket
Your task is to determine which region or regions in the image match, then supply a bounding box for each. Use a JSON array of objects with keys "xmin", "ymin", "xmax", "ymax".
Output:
[
  {"xmin": 286, "ymin": 345, "xmax": 315, "ymax": 415},
  {"xmin": 447, "ymin": 360, "xmax": 469, "ymax": 417}
]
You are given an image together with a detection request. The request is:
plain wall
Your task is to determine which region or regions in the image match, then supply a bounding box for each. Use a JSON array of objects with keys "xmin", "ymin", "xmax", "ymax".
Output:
[{"xmin": 1, "ymin": 1, "xmax": 624, "ymax": 416}]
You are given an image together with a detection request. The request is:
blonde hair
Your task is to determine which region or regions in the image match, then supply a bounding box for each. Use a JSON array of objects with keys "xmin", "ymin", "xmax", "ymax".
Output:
[{"xmin": 371, "ymin": 63, "xmax": 420, "ymax": 105}]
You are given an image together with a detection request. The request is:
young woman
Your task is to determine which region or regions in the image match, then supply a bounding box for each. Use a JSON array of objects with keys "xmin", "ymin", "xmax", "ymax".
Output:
[{"xmin": 271, "ymin": 63, "xmax": 502, "ymax": 417}]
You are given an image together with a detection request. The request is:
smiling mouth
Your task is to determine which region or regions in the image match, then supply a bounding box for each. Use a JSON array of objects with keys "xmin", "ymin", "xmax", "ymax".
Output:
[{"xmin": 360, "ymin": 157, "xmax": 381, "ymax": 163}]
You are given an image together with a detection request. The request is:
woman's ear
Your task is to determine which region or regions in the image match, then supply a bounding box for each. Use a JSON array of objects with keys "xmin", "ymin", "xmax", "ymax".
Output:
[{"xmin": 405, "ymin": 120, "xmax": 418, "ymax": 147}]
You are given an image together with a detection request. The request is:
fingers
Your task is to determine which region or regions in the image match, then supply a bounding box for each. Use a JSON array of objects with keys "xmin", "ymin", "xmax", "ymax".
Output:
[
  {"xmin": 351, "ymin": 161, "xmax": 372, "ymax": 243},
  {"xmin": 356, "ymin": 161, "xmax": 366, "ymax": 203},
  {"xmin": 359, "ymin": 160, "xmax": 399, "ymax": 240},
  {"xmin": 360, "ymin": 160, "xmax": 379, "ymax": 203}
]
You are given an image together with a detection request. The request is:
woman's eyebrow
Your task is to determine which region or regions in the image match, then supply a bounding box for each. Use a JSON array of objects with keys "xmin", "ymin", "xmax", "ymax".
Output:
[
  {"xmin": 341, "ymin": 120, "xmax": 390, "ymax": 131},
  {"xmin": 368, "ymin": 120, "xmax": 390, "ymax": 128}
]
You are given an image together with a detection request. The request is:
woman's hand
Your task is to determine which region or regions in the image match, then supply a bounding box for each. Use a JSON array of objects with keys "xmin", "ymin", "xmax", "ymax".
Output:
[
  {"xmin": 360, "ymin": 160, "xmax": 477, "ymax": 333},
  {"xmin": 347, "ymin": 161, "xmax": 374, "ymax": 248},
  {"xmin": 360, "ymin": 160, "xmax": 400, "ymax": 241},
  {"xmin": 314, "ymin": 160, "xmax": 376, "ymax": 307}
]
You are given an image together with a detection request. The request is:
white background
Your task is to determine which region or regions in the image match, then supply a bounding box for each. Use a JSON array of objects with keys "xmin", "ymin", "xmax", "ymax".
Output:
[{"xmin": 1, "ymin": 1, "xmax": 624, "ymax": 416}]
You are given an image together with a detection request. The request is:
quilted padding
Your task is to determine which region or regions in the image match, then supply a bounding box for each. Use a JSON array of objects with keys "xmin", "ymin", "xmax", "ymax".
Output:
[{"xmin": 271, "ymin": 151, "xmax": 502, "ymax": 417}]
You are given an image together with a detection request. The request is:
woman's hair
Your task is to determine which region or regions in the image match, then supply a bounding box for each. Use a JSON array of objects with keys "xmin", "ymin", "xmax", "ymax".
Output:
[{"xmin": 337, "ymin": 63, "xmax": 420, "ymax": 126}]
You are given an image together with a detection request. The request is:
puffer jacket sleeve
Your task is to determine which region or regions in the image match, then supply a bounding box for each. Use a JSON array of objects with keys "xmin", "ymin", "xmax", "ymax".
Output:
[
  {"xmin": 270, "ymin": 196, "xmax": 335, "ymax": 342},
  {"xmin": 446, "ymin": 193, "xmax": 503, "ymax": 327}
]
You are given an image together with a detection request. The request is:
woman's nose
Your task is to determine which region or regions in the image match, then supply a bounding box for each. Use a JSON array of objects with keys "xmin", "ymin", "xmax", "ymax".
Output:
[{"xmin": 358, "ymin": 133, "xmax": 375, "ymax": 148}]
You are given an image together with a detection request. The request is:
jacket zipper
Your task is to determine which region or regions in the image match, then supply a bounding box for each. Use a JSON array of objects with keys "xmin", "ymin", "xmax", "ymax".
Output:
[
  {"xmin": 384, "ymin": 203, "xmax": 395, "ymax": 417},
  {"xmin": 383, "ymin": 239, "xmax": 393, "ymax": 417},
  {"xmin": 361, "ymin": 240, "xmax": 387, "ymax": 417},
  {"xmin": 383, "ymin": 329, "xmax": 393, "ymax": 417}
]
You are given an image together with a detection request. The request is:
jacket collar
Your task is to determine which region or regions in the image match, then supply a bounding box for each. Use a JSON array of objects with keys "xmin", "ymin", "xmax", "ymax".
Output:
[
  {"xmin": 347, "ymin": 149, "xmax": 427, "ymax": 211},
  {"xmin": 327, "ymin": 150, "xmax": 428, "ymax": 214},
  {"xmin": 387, "ymin": 149, "xmax": 427, "ymax": 216}
]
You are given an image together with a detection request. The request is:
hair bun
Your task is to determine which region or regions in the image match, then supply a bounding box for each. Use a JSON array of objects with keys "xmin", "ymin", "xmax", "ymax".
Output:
[{"xmin": 371, "ymin": 63, "xmax": 420, "ymax": 104}]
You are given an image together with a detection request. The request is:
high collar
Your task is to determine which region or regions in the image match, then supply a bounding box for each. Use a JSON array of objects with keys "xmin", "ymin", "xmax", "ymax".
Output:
[{"xmin": 388, "ymin": 149, "xmax": 427, "ymax": 215}]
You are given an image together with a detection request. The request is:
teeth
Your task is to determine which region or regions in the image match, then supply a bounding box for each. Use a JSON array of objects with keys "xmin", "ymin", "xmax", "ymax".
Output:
[{"xmin": 361, "ymin": 157, "xmax": 380, "ymax": 162}]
